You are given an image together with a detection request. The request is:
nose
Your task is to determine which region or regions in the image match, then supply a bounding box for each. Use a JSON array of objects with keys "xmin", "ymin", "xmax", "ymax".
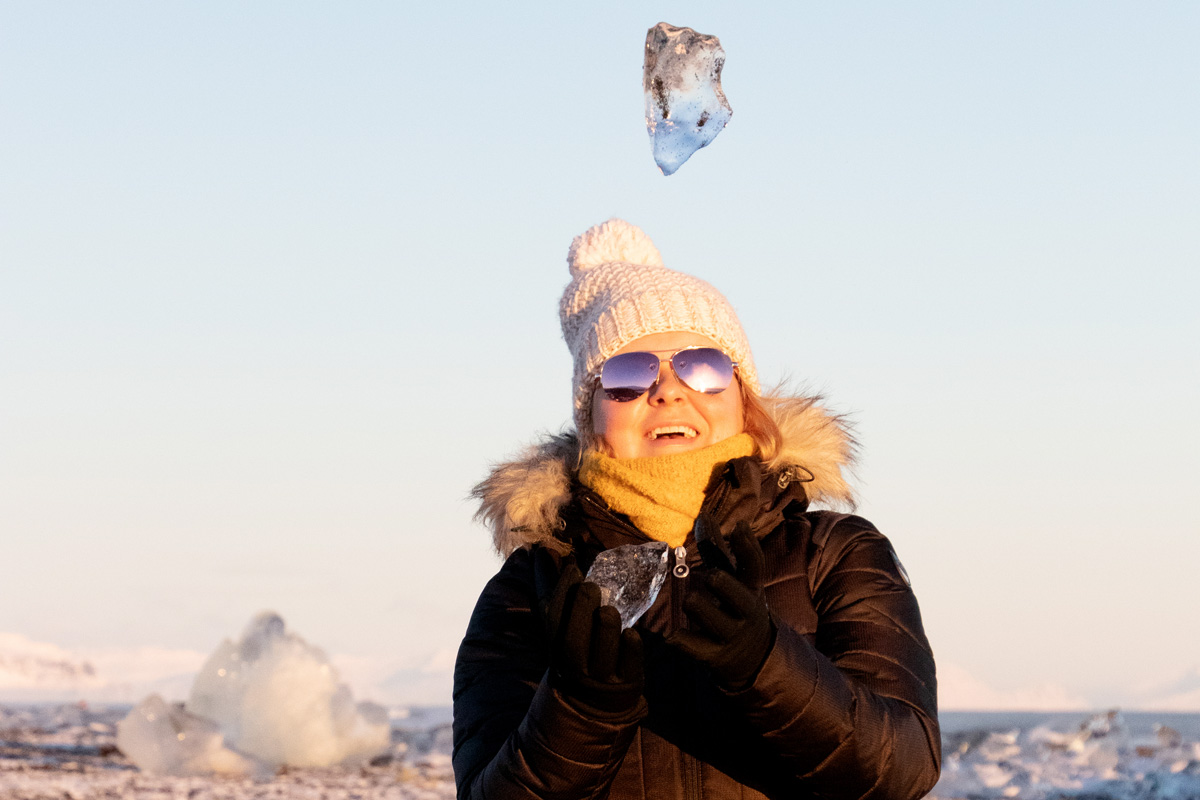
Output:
[{"xmin": 647, "ymin": 362, "xmax": 685, "ymax": 404}]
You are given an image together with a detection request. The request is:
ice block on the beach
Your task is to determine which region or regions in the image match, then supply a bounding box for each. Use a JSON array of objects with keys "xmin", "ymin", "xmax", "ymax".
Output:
[
  {"xmin": 116, "ymin": 694, "xmax": 262, "ymax": 777},
  {"xmin": 187, "ymin": 611, "xmax": 389, "ymax": 768},
  {"xmin": 118, "ymin": 612, "xmax": 390, "ymax": 776}
]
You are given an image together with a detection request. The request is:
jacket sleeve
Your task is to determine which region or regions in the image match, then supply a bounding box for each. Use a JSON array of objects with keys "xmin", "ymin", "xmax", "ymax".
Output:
[
  {"xmin": 452, "ymin": 547, "xmax": 646, "ymax": 800},
  {"xmin": 728, "ymin": 515, "xmax": 941, "ymax": 800}
]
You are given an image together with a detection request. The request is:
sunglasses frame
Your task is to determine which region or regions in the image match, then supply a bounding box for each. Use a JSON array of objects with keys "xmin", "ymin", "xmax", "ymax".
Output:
[{"xmin": 594, "ymin": 346, "xmax": 740, "ymax": 402}]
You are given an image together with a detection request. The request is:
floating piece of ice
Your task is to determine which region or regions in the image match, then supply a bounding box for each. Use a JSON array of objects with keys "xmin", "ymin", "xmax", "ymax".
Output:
[
  {"xmin": 643, "ymin": 22, "xmax": 732, "ymax": 176},
  {"xmin": 585, "ymin": 542, "xmax": 670, "ymax": 629},
  {"xmin": 118, "ymin": 611, "xmax": 389, "ymax": 776}
]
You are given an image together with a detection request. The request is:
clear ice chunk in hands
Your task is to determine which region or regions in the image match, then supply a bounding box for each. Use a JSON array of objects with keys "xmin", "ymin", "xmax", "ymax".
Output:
[
  {"xmin": 643, "ymin": 22, "xmax": 732, "ymax": 176},
  {"xmin": 585, "ymin": 541, "xmax": 670, "ymax": 629}
]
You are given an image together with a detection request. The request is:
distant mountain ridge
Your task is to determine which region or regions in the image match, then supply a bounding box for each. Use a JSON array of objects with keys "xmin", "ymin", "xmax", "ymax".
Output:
[
  {"xmin": 0, "ymin": 632, "xmax": 102, "ymax": 690},
  {"xmin": 0, "ymin": 631, "xmax": 200, "ymax": 703}
]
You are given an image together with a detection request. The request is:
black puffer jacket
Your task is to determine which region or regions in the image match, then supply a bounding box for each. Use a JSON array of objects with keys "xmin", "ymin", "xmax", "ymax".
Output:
[{"xmin": 454, "ymin": 398, "xmax": 940, "ymax": 800}]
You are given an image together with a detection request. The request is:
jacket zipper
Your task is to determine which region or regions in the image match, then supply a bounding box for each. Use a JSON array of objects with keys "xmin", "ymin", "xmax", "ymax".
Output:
[
  {"xmin": 671, "ymin": 546, "xmax": 687, "ymax": 631},
  {"xmin": 669, "ymin": 544, "xmax": 701, "ymax": 800},
  {"xmin": 672, "ymin": 545, "xmax": 689, "ymax": 578}
]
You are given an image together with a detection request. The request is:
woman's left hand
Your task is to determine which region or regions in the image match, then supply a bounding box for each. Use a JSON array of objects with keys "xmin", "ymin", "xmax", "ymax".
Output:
[{"xmin": 667, "ymin": 520, "xmax": 775, "ymax": 690}]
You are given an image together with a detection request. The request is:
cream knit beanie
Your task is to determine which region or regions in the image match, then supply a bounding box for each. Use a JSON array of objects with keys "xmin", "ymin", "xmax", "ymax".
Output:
[{"xmin": 560, "ymin": 219, "xmax": 759, "ymax": 435}]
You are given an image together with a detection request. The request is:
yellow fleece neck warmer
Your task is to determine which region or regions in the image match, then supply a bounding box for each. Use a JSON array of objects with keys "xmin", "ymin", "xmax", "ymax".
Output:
[{"xmin": 578, "ymin": 434, "xmax": 756, "ymax": 547}]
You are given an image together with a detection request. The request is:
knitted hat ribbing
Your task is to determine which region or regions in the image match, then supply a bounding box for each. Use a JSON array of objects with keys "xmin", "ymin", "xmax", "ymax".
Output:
[{"xmin": 559, "ymin": 219, "xmax": 759, "ymax": 434}]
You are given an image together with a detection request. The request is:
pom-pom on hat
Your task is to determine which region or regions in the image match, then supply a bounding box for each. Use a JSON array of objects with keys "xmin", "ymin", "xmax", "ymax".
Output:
[{"xmin": 560, "ymin": 218, "xmax": 759, "ymax": 435}]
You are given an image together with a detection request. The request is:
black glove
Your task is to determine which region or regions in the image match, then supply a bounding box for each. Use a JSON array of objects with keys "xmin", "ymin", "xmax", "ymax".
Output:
[
  {"xmin": 541, "ymin": 556, "xmax": 645, "ymax": 716},
  {"xmin": 667, "ymin": 519, "xmax": 774, "ymax": 690}
]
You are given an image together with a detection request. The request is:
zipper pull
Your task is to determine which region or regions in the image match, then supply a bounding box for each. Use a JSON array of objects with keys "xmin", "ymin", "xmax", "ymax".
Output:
[{"xmin": 673, "ymin": 545, "xmax": 690, "ymax": 578}]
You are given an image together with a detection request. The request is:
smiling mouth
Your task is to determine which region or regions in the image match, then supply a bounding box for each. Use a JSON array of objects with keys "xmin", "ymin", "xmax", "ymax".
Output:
[{"xmin": 647, "ymin": 426, "xmax": 698, "ymax": 440}]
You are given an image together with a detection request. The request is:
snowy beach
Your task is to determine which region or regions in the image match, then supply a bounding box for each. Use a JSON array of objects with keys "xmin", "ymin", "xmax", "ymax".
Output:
[{"xmin": 5, "ymin": 704, "xmax": 1200, "ymax": 799}]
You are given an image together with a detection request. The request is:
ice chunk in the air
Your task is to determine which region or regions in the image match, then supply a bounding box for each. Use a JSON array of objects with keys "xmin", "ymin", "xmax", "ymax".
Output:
[
  {"xmin": 119, "ymin": 611, "xmax": 389, "ymax": 776},
  {"xmin": 586, "ymin": 542, "xmax": 670, "ymax": 629},
  {"xmin": 116, "ymin": 693, "xmax": 264, "ymax": 777},
  {"xmin": 643, "ymin": 22, "xmax": 732, "ymax": 175}
]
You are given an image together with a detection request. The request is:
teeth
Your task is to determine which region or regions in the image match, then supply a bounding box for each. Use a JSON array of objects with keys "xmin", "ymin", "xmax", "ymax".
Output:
[{"xmin": 648, "ymin": 426, "xmax": 698, "ymax": 440}]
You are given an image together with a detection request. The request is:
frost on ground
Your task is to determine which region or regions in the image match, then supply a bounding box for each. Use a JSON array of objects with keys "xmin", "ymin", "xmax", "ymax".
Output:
[
  {"xmin": 931, "ymin": 710, "xmax": 1200, "ymax": 799},
  {"xmin": 0, "ymin": 702, "xmax": 454, "ymax": 799}
]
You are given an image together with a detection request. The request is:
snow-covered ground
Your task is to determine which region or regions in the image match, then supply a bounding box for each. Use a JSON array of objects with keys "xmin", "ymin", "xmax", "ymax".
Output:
[
  {"xmin": 6, "ymin": 704, "xmax": 1200, "ymax": 799},
  {"xmin": 7, "ymin": 627, "xmax": 1200, "ymax": 797}
]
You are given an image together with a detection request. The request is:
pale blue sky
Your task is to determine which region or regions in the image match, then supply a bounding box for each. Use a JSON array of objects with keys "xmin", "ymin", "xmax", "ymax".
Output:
[{"xmin": 2, "ymin": 2, "xmax": 1198, "ymax": 707}]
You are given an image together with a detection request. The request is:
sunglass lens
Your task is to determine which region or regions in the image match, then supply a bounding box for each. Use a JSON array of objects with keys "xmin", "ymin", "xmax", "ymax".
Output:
[
  {"xmin": 672, "ymin": 348, "xmax": 734, "ymax": 394},
  {"xmin": 601, "ymin": 351, "xmax": 661, "ymax": 401}
]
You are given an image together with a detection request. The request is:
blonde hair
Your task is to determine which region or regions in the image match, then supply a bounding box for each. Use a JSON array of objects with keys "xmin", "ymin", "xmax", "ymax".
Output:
[{"xmin": 740, "ymin": 380, "xmax": 783, "ymax": 466}]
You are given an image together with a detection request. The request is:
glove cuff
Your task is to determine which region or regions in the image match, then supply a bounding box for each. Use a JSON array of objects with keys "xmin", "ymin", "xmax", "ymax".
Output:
[{"xmin": 548, "ymin": 670, "xmax": 648, "ymax": 720}]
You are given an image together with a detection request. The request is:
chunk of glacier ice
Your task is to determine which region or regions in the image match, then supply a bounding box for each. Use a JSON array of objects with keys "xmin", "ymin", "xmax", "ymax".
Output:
[
  {"xmin": 115, "ymin": 693, "xmax": 264, "ymax": 777},
  {"xmin": 118, "ymin": 611, "xmax": 389, "ymax": 776},
  {"xmin": 586, "ymin": 541, "xmax": 670, "ymax": 629},
  {"xmin": 187, "ymin": 611, "xmax": 389, "ymax": 768},
  {"xmin": 643, "ymin": 22, "xmax": 732, "ymax": 176}
]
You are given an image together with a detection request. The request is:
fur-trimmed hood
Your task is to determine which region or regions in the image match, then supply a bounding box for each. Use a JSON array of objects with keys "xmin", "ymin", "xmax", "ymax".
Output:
[{"xmin": 471, "ymin": 393, "xmax": 858, "ymax": 557}]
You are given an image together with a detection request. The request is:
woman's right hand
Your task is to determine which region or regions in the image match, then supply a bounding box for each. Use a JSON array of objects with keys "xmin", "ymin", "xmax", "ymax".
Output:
[{"xmin": 540, "ymin": 556, "xmax": 645, "ymax": 717}]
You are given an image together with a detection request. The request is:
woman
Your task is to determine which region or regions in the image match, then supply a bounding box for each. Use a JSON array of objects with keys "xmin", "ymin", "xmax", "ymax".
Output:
[{"xmin": 453, "ymin": 219, "xmax": 940, "ymax": 800}]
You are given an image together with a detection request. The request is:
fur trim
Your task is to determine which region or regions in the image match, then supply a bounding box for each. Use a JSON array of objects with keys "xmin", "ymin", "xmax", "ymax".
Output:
[
  {"xmin": 471, "ymin": 392, "xmax": 857, "ymax": 557},
  {"xmin": 759, "ymin": 393, "xmax": 858, "ymax": 508},
  {"xmin": 471, "ymin": 433, "xmax": 576, "ymax": 557}
]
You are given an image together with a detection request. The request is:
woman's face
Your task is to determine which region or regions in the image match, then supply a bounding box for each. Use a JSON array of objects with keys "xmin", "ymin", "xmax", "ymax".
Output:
[{"xmin": 591, "ymin": 331, "xmax": 745, "ymax": 459}]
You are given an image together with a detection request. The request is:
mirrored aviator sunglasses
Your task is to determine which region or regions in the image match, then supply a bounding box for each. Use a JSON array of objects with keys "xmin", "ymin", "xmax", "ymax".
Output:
[{"xmin": 599, "ymin": 347, "xmax": 738, "ymax": 402}]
